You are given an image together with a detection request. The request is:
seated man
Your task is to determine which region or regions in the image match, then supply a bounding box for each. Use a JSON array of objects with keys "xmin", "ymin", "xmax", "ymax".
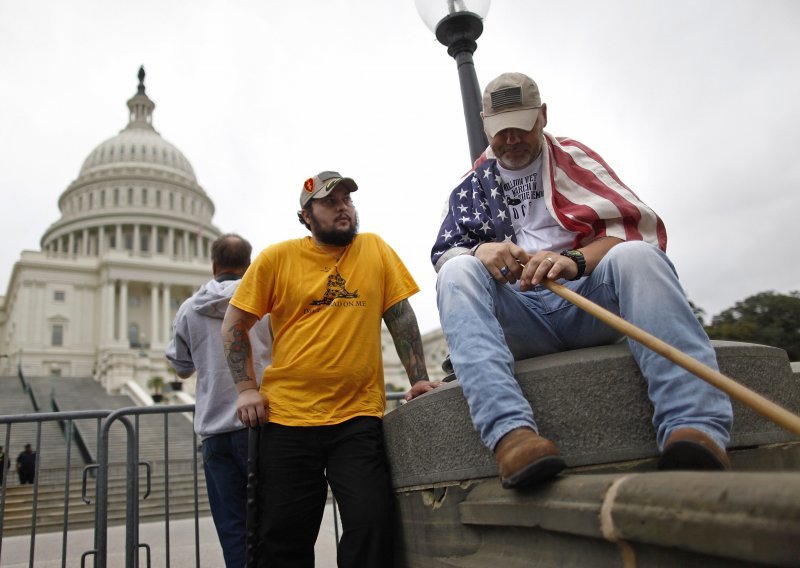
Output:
[{"xmin": 432, "ymin": 72, "xmax": 733, "ymax": 489}]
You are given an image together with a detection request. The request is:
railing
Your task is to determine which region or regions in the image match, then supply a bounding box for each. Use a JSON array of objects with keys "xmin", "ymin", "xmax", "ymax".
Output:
[
  {"xmin": 50, "ymin": 397, "xmax": 96, "ymax": 469},
  {"xmin": 0, "ymin": 392, "xmax": 406, "ymax": 567}
]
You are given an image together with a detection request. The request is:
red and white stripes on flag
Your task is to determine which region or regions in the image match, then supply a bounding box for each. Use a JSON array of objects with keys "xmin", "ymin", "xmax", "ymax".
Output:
[{"xmin": 542, "ymin": 133, "xmax": 667, "ymax": 251}]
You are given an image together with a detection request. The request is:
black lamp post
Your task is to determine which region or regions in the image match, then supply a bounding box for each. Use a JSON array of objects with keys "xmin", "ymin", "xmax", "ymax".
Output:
[{"xmin": 417, "ymin": 0, "xmax": 491, "ymax": 163}]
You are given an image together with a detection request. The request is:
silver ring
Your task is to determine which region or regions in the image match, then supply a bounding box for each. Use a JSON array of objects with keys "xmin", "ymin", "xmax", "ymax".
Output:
[
  {"xmin": 544, "ymin": 257, "xmax": 554, "ymax": 264},
  {"xmin": 499, "ymin": 266, "xmax": 510, "ymax": 276}
]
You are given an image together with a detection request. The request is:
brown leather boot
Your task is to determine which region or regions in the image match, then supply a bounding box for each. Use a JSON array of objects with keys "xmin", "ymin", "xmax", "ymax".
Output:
[
  {"xmin": 658, "ymin": 427, "xmax": 731, "ymax": 471},
  {"xmin": 495, "ymin": 427, "xmax": 566, "ymax": 489}
]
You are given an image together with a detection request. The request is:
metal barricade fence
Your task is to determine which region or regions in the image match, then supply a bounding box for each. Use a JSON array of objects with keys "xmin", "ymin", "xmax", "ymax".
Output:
[
  {"xmin": 83, "ymin": 404, "xmax": 202, "ymax": 568},
  {"xmin": 1, "ymin": 392, "xmax": 407, "ymax": 567},
  {"xmin": 1, "ymin": 409, "xmax": 112, "ymax": 567},
  {"xmin": 0, "ymin": 405, "xmax": 202, "ymax": 568}
]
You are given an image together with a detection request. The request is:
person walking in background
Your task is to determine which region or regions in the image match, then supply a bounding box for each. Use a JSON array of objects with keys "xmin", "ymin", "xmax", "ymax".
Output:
[
  {"xmin": 432, "ymin": 72, "xmax": 733, "ymax": 489},
  {"xmin": 166, "ymin": 233, "xmax": 272, "ymax": 568},
  {"xmin": 222, "ymin": 171, "xmax": 440, "ymax": 567},
  {"xmin": 0, "ymin": 445, "xmax": 6, "ymax": 486},
  {"xmin": 16, "ymin": 443, "xmax": 36, "ymax": 485}
]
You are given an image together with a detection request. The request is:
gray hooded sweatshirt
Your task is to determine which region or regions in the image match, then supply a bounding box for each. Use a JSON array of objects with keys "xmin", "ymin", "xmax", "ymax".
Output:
[{"xmin": 166, "ymin": 278, "xmax": 272, "ymax": 439}]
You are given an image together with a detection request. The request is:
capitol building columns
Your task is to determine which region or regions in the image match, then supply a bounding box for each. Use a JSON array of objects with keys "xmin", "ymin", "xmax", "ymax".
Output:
[
  {"xmin": 102, "ymin": 280, "xmax": 115, "ymax": 345},
  {"xmin": 161, "ymin": 283, "xmax": 172, "ymax": 348},
  {"xmin": 150, "ymin": 283, "xmax": 160, "ymax": 347},
  {"xmin": 41, "ymin": 223, "xmax": 213, "ymax": 262},
  {"xmin": 98, "ymin": 279, "xmax": 180, "ymax": 349},
  {"xmin": 117, "ymin": 280, "xmax": 128, "ymax": 344}
]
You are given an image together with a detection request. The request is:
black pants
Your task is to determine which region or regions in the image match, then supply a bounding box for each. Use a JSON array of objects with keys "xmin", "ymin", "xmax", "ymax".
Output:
[{"xmin": 255, "ymin": 416, "xmax": 394, "ymax": 568}]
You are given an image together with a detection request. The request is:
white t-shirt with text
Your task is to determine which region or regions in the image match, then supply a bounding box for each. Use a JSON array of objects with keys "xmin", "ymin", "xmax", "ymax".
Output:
[{"xmin": 497, "ymin": 156, "xmax": 577, "ymax": 253}]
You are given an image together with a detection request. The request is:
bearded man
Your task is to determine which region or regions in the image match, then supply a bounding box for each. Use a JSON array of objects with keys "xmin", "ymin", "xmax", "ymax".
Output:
[{"xmin": 222, "ymin": 171, "xmax": 440, "ymax": 567}]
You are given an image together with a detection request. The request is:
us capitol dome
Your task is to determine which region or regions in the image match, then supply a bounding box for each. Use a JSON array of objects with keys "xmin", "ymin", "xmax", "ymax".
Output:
[
  {"xmin": 41, "ymin": 66, "xmax": 216, "ymax": 263},
  {"xmin": 0, "ymin": 67, "xmax": 221, "ymax": 394}
]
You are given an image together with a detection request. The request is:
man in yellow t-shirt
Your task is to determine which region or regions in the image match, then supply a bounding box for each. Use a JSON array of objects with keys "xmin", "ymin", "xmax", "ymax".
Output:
[{"xmin": 222, "ymin": 170, "xmax": 440, "ymax": 567}]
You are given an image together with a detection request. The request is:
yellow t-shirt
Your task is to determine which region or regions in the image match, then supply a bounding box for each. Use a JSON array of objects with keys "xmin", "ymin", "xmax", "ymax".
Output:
[{"xmin": 230, "ymin": 233, "xmax": 419, "ymax": 426}]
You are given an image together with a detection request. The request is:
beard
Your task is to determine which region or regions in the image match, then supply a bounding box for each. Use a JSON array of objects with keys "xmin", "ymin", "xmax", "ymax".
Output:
[
  {"xmin": 309, "ymin": 210, "xmax": 359, "ymax": 246},
  {"xmin": 495, "ymin": 144, "xmax": 536, "ymax": 170}
]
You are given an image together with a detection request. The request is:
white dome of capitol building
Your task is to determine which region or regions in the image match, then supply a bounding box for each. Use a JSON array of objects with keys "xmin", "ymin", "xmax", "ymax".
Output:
[
  {"xmin": 0, "ymin": 67, "xmax": 221, "ymax": 391},
  {"xmin": 42, "ymin": 67, "xmax": 216, "ymax": 264}
]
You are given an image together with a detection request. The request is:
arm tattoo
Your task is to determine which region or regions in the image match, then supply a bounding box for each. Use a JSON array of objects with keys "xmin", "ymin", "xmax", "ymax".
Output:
[
  {"xmin": 224, "ymin": 320, "xmax": 254, "ymax": 384},
  {"xmin": 383, "ymin": 299, "xmax": 429, "ymax": 385}
]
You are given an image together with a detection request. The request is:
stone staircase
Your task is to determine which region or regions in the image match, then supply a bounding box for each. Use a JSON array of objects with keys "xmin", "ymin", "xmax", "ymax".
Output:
[
  {"xmin": 0, "ymin": 378, "xmax": 87, "ymax": 474},
  {"xmin": 23, "ymin": 376, "xmax": 198, "ymax": 466},
  {"xmin": 1, "ymin": 469, "xmax": 210, "ymax": 537}
]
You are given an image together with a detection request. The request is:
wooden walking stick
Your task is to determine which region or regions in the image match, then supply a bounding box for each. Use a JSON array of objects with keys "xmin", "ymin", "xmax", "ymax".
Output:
[
  {"xmin": 246, "ymin": 426, "xmax": 260, "ymax": 568},
  {"xmin": 541, "ymin": 279, "xmax": 800, "ymax": 437}
]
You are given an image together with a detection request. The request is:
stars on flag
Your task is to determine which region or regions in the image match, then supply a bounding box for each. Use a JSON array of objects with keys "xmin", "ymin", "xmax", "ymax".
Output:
[{"xmin": 431, "ymin": 159, "xmax": 519, "ymax": 265}]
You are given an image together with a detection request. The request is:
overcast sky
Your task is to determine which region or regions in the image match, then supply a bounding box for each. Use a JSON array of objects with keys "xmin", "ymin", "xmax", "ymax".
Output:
[{"xmin": 1, "ymin": 0, "xmax": 798, "ymax": 333}]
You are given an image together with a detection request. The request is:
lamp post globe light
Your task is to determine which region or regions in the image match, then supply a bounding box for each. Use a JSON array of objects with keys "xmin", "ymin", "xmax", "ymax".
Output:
[{"xmin": 416, "ymin": 0, "xmax": 491, "ymax": 163}]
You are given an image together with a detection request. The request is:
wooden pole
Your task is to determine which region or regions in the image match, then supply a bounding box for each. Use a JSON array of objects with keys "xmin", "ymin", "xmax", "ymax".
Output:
[{"xmin": 542, "ymin": 279, "xmax": 800, "ymax": 438}]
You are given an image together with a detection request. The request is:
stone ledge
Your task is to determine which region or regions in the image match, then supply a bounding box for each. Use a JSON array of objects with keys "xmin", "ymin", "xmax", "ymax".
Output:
[
  {"xmin": 394, "ymin": 471, "xmax": 800, "ymax": 567},
  {"xmin": 385, "ymin": 341, "xmax": 799, "ymax": 489}
]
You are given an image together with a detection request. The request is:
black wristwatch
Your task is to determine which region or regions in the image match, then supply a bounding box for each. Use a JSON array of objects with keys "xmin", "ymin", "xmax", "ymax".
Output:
[{"xmin": 560, "ymin": 249, "xmax": 586, "ymax": 280}]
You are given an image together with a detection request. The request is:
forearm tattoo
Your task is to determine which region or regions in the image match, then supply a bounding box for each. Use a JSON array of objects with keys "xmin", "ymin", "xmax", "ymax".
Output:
[
  {"xmin": 384, "ymin": 300, "xmax": 429, "ymax": 384},
  {"xmin": 224, "ymin": 320, "xmax": 254, "ymax": 384}
]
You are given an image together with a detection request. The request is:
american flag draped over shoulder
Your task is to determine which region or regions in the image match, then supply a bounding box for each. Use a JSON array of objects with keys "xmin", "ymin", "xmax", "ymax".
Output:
[{"xmin": 431, "ymin": 132, "xmax": 667, "ymax": 272}]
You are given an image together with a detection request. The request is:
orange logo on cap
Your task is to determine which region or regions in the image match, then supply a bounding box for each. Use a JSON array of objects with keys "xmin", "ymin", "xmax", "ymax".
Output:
[{"xmin": 303, "ymin": 178, "xmax": 315, "ymax": 193}]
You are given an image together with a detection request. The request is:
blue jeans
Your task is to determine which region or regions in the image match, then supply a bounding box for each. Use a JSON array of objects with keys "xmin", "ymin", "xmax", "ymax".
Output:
[
  {"xmin": 436, "ymin": 241, "xmax": 733, "ymax": 452},
  {"xmin": 202, "ymin": 428, "xmax": 249, "ymax": 568}
]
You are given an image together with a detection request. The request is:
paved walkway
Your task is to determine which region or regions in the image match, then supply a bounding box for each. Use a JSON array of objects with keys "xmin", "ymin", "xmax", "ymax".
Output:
[{"xmin": 1, "ymin": 503, "xmax": 339, "ymax": 567}]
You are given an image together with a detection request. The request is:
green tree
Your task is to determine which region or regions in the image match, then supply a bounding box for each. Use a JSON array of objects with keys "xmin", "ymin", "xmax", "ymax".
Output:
[{"xmin": 705, "ymin": 291, "xmax": 800, "ymax": 360}]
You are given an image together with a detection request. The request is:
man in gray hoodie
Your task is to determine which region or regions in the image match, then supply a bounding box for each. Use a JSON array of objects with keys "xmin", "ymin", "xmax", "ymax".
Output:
[{"xmin": 166, "ymin": 233, "xmax": 272, "ymax": 568}]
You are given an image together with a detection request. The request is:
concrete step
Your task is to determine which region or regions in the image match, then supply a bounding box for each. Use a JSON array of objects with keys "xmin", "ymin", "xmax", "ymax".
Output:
[
  {"xmin": 395, "ymin": 472, "xmax": 800, "ymax": 567},
  {"xmin": 385, "ymin": 341, "xmax": 800, "ymax": 487}
]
